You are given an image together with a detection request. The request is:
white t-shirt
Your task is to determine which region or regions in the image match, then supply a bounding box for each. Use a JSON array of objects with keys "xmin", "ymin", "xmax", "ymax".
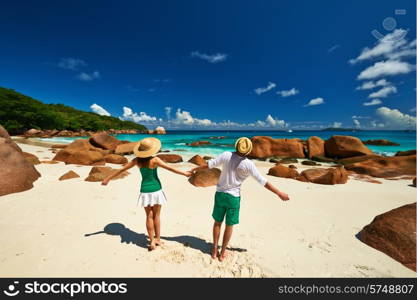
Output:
[{"xmin": 207, "ymin": 151, "xmax": 267, "ymax": 197}]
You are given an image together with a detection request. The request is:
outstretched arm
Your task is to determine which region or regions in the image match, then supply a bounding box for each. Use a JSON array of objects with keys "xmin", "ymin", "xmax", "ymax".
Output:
[
  {"xmin": 264, "ymin": 182, "xmax": 289, "ymax": 201},
  {"xmin": 101, "ymin": 159, "xmax": 137, "ymax": 185},
  {"xmin": 155, "ymin": 157, "xmax": 191, "ymax": 177},
  {"xmin": 248, "ymin": 162, "xmax": 289, "ymax": 201}
]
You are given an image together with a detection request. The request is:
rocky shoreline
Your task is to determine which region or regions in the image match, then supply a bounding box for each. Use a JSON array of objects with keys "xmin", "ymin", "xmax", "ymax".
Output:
[
  {"xmin": 4, "ymin": 128, "xmax": 416, "ymax": 192},
  {"xmin": 20, "ymin": 126, "xmax": 167, "ymax": 138}
]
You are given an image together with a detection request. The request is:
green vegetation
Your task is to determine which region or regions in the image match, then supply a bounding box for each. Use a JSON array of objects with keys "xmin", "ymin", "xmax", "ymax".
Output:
[{"xmin": 0, "ymin": 87, "xmax": 147, "ymax": 134}]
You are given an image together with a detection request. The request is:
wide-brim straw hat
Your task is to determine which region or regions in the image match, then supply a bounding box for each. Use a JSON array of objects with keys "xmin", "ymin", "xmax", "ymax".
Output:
[
  {"xmin": 235, "ymin": 137, "xmax": 253, "ymax": 156},
  {"xmin": 133, "ymin": 137, "xmax": 161, "ymax": 158}
]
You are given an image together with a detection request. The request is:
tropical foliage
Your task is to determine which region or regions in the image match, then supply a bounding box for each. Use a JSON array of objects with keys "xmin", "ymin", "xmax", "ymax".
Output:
[{"xmin": 0, "ymin": 87, "xmax": 146, "ymax": 134}]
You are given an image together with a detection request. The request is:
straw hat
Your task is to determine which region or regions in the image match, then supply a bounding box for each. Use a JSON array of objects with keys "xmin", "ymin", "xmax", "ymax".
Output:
[
  {"xmin": 133, "ymin": 137, "xmax": 161, "ymax": 158},
  {"xmin": 235, "ymin": 137, "xmax": 253, "ymax": 156}
]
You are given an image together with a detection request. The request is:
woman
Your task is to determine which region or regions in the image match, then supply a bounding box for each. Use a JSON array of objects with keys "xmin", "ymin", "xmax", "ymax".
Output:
[{"xmin": 101, "ymin": 137, "xmax": 191, "ymax": 250}]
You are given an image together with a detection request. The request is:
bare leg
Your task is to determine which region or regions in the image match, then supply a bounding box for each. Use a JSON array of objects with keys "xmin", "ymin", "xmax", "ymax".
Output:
[
  {"xmin": 212, "ymin": 221, "xmax": 222, "ymax": 259},
  {"xmin": 144, "ymin": 207, "xmax": 155, "ymax": 250},
  {"xmin": 152, "ymin": 205, "xmax": 162, "ymax": 246},
  {"xmin": 219, "ymin": 225, "xmax": 233, "ymax": 262}
]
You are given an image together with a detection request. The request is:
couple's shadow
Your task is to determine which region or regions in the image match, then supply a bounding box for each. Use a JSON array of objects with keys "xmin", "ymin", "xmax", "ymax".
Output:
[{"xmin": 84, "ymin": 223, "xmax": 247, "ymax": 254}]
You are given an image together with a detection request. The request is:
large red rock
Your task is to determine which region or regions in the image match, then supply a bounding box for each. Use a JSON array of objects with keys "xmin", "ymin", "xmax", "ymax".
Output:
[
  {"xmin": 85, "ymin": 166, "xmax": 129, "ymax": 182},
  {"xmin": 325, "ymin": 135, "xmax": 373, "ymax": 158},
  {"xmin": 307, "ymin": 136, "xmax": 325, "ymax": 159},
  {"xmin": 188, "ymin": 168, "xmax": 221, "ymax": 187},
  {"xmin": 267, "ymin": 164, "xmax": 299, "ymax": 179},
  {"xmin": 337, "ymin": 155, "xmax": 381, "ymax": 166},
  {"xmin": 395, "ymin": 150, "xmax": 416, "ymax": 156},
  {"xmin": 53, "ymin": 139, "xmax": 107, "ymax": 165},
  {"xmin": 115, "ymin": 142, "xmax": 137, "ymax": 155},
  {"xmin": 59, "ymin": 170, "xmax": 80, "ymax": 181},
  {"xmin": 249, "ymin": 136, "xmax": 305, "ymax": 159},
  {"xmin": 0, "ymin": 137, "xmax": 41, "ymax": 196},
  {"xmin": 0, "ymin": 125, "xmax": 21, "ymax": 152},
  {"xmin": 0, "ymin": 125, "xmax": 12, "ymax": 139},
  {"xmin": 345, "ymin": 155, "xmax": 416, "ymax": 178},
  {"xmin": 89, "ymin": 132, "xmax": 122, "ymax": 150},
  {"xmin": 188, "ymin": 155, "xmax": 207, "ymax": 166},
  {"xmin": 56, "ymin": 150, "xmax": 105, "ymax": 166},
  {"xmin": 154, "ymin": 126, "xmax": 166, "ymax": 134},
  {"xmin": 359, "ymin": 203, "xmax": 416, "ymax": 271},
  {"xmin": 157, "ymin": 154, "xmax": 183, "ymax": 163},
  {"xmin": 187, "ymin": 141, "xmax": 212, "ymax": 147},
  {"xmin": 297, "ymin": 167, "xmax": 348, "ymax": 185},
  {"xmin": 147, "ymin": 126, "xmax": 166, "ymax": 134},
  {"xmin": 104, "ymin": 154, "xmax": 128, "ymax": 164},
  {"xmin": 363, "ymin": 139, "xmax": 399, "ymax": 146},
  {"xmin": 22, "ymin": 152, "xmax": 41, "ymax": 165},
  {"xmin": 25, "ymin": 128, "xmax": 42, "ymax": 136}
]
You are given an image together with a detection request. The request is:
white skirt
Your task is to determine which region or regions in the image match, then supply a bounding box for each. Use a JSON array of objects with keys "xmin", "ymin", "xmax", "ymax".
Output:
[{"xmin": 137, "ymin": 190, "xmax": 167, "ymax": 207}]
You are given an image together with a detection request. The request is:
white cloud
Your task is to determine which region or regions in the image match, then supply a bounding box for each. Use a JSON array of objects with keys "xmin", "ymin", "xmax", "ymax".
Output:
[
  {"xmin": 174, "ymin": 109, "xmax": 213, "ymax": 126},
  {"xmin": 356, "ymin": 79, "xmax": 390, "ymax": 90},
  {"xmin": 370, "ymin": 120, "xmax": 385, "ymax": 128},
  {"xmin": 349, "ymin": 29, "xmax": 412, "ymax": 63},
  {"xmin": 328, "ymin": 44, "xmax": 340, "ymax": 53},
  {"xmin": 277, "ymin": 88, "xmax": 299, "ymax": 97},
  {"xmin": 58, "ymin": 57, "xmax": 86, "ymax": 70},
  {"xmin": 265, "ymin": 114, "xmax": 286, "ymax": 127},
  {"xmin": 216, "ymin": 120, "xmax": 245, "ymax": 128},
  {"xmin": 357, "ymin": 60, "xmax": 413, "ymax": 80},
  {"xmin": 304, "ymin": 97, "xmax": 324, "ymax": 107},
  {"xmin": 77, "ymin": 71, "xmax": 100, "ymax": 81},
  {"xmin": 410, "ymin": 107, "xmax": 416, "ymax": 113},
  {"xmin": 122, "ymin": 106, "xmax": 157, "ymax": 123},
  {"xmin": 353, "ymin": 119, "xmax": 361, "ymax": 128},
  {"xmin": 351, "ymin": 115, "xmax": 370, "ymax": 119},
  {"xmin": 254, "ymin": 82, "xmax": 276, "ymax": 95},
  {"xmin": 363, "ymin": 99, "xmax": 382, "ymax": 106},
  {"xmin": 331, "ymin": 122, "xmax": 342, "ymax": 128},
  {"xmin": 248, "ymin": 120, "xmax": 267, "ymax": 127},
  {"xmin": 368, "ymin": 85, "xmax": 397, "ymax": 98},
  {"xmin": 190, "ymin": 51, "xmax": 228, "ymax": 63},
  {"xmin": 90, "ymin": 103, "xmax": 110, "ymax": 116},
  {"xmin": 164, "ymin": 107, "xmax": 172, "ymax": 120},
  {"xmin": 175, "ymin": 109, "xmax": 195, "ymax": 125},
  {"xmin": 376, "ymin": 106, "xmax": 416, "ymax": 129}
]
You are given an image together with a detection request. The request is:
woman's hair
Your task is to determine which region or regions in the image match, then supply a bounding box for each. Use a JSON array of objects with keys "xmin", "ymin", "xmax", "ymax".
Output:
[{"xmin": 135, "ymin": 156, "xmax": 153, "ymax": 167}]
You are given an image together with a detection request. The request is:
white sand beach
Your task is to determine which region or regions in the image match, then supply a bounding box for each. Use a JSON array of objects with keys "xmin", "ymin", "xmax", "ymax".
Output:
[{"xmin": 0, "ymin": 142, "xmax": 415, "ymax": 277}]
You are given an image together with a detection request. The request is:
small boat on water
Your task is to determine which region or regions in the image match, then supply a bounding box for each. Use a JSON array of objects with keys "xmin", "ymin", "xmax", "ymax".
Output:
[{"xmin": 287, "ymin": 129, "xmax": 293, "ymax": 133}]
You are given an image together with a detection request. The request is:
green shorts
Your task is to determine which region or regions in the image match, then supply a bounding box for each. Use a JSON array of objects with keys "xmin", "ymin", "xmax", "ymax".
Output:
[{"xmin": 212, "ymin": 192, "xmax": 241, "ymax": 226}]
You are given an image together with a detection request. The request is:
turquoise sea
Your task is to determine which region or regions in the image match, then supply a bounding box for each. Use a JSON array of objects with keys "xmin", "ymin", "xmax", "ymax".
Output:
[{"xmin": 40, "ymin": 130, "xmax": 416, "ymax": 157}]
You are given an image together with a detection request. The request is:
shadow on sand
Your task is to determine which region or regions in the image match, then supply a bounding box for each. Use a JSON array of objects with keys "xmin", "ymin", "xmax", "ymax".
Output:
[
  {"xmin": 84, "ymin": 223, "xmax": 148, "ymax": 249},
  {"xmin": 85, "ymin": 222, "xmax": 248, "ymax": 254}
]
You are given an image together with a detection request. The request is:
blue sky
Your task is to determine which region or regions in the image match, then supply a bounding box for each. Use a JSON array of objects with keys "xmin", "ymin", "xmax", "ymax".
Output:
[{"xmin": 0, "ymin": 0, "xmax": 415, "ymax": 130}]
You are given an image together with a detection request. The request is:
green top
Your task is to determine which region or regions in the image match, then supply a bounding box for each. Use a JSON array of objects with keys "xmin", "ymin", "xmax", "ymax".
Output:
[{"xmin": 140, "ymin": 167, "xmax": 162, "ymax": 193}]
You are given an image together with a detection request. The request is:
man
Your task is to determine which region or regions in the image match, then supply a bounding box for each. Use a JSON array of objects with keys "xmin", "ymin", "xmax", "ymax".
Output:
[{"xmin": 191, "ymin": 137, "xmax": 290, "ymax": 261}]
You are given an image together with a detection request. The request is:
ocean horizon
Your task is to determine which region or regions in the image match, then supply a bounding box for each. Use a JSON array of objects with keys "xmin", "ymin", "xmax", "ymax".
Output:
[{"xmin": 39, "ymin": 129, "xmax": 417, "ymax": 157}]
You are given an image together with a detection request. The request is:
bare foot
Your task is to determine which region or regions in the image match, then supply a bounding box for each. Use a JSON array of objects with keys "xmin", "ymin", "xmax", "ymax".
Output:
[
  {"xmin": 148, "ymin": 240, "xmax": 156, "ymax": 251},
  {"xmin": 155, "ymin": 239, "xmax": 164, "ymax": 246},
  {"xmin": 219, "ymin": 250, "xmax": 227, "ymax": 262},
  {"xmin": 211, "ymin": 246, "xmax": 218, "ymax": 259}
]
